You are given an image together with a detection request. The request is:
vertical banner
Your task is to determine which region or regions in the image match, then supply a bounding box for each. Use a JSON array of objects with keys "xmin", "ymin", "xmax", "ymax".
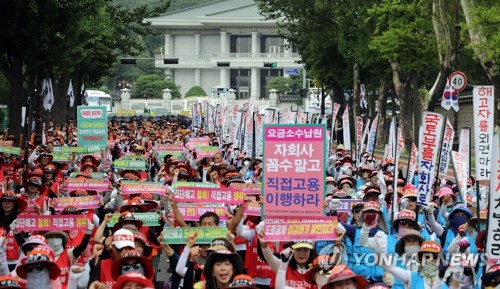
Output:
[
  {"xmin": 263, "ymin": 125, "xmax": 325, "ymax": 218},
  {"xmin": 473, "ymin": 86, "xmax": 495, "ymax": 180},
  {"xmin": 77, "ymin": 106, "xmax": 107, "ymax": 147},
  {"xmin": 329, "ymin": 103, "xmax": 341, "ymax": 150},
  {"xmin": 486, "ymin": 133, "xmax": 500, "ymax": 258},
  {"xmin": 360, "ymin": 119, "xmax": 371, "ymax": 157},
  {"xmin": 458, "ymin": 127, "xmax": 471, "ymax": 175},
  {"xmin": 396, "ymin": 128, "xmax": 405, "ymax": 161},
  {"xmin": 417, "ymin": 112, "xmax": 444, "ymax": 206},
  {"xmin": 387, "ymin": 118, "xmax": 396, "ymax": 159},
  {"xmin": 355, "ymin": 117, "xmax": 363, "ymax": 161},
  {"xmin": 438, "ymin": 118, "xmax": 455, "ymax": 175},
  {"xmin": 406, "ymin": 143, "xmax": 418, "ymax": 185},
  {"xmin": 366, "ymin": 113, "xmax": 379, "ymax": 154},
  {"xmin": 245, "ymin": 110, "xmax": 254, "ymax": 157},
  {"xmin": 342, "ymin": 105, "xmax": 351, "ymax": 150},
  {"xmin": 450, "ymin": 151, "xmax": 468, "ymax": 203}
]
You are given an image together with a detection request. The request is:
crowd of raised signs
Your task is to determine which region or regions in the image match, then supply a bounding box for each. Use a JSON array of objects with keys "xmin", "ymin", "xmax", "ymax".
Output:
[{"xmin": 0, "ymin": 114, "xmax": 497, "ymax": 289}]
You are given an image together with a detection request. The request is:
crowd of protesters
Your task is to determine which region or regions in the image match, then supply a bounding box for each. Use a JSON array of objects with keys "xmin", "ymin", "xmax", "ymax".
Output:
[{"xmin": 0, "ymin": 113, "xmax": 497, "ymax": 289}]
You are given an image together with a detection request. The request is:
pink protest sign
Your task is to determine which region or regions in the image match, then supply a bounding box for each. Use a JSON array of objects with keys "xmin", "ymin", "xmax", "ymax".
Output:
[
  {"xmin": 121, "ymin": 181, "xmax": 168, "ymax": 195},
  {"xmin": 17, "ymin": 215, "xmax": 88, "ymax": 231},
  {"xmin": 263, "ymin": 219, "xmax": 337, "ymax": 242},
  {"xmin": 174, "ymin": 186, "xmax": 245, "ymax": 205},
  {"xmin": 177, "ymin": 205, "xmax": 228, "ymax": 221},
  {"xmin": 195, "ymin": 146, "xmax": 220, "ymax": 158},
  {"xmin": 108, "ymin": 140, "xmax": 116, "ymax": 148},
  {"xmin": 65, "ymin": 178, "xmax": 110, "ymax": 192},
  {"xmin": 263, "ymin": 125, "xmax": 326, "ymax": 218},
  {"xmin": 244, "ymin": 202, "xmax": 261, "ymax": 216},
  {"xmin": 185, "ymin": 141, "xmax": 210, "ymax": 151},
  {"xmin": 53, "ymin": 195, "xmax": 101, "ymax": 211},
  {"xmin": 229, "ymin": 183, "xmax": 261, "ymax": 195},
  {"xmin": 157, "ymin": 144, "xmax": 183, "ymax": 152}
]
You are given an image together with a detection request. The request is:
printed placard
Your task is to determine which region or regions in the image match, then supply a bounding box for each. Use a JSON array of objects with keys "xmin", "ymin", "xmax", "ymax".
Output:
[
  {"xmin": 0, "ymin": 146, "xmax": 21, "ymax": 155},
  {"xmin": 53, "ymin": 146, "xmax": 101, "ymax": 154},
  {"xmin": 342, "ymin": 105, "xmax": 351, "ymax": 150},
  {"xmin": 53, "ymin": 195, "xmax": 101, "ymax": 211},
  {"xmin": 406, "ymin": 143, "xmax": 418, "ymax": 184},
  {"xmin": 229, "ymin": 183, "xmax": 261, "ymax": 195},
  {"xmin": 264, "ymin": 219, "xmax": 337, "ymax": 242},
  {"xmin": 366, "ymin": 114, "xmax": 379, "ymax": 154},
  {"xmin": 107, "ymin": 213, "xmax": 160, "ymax": 227},
  {"xmin": 65, "ymin": 178, "xmax": 110, "ymax": 192},
  {"xmin": 17, "ymin": 215, "xmax": 88, "ymax": 231},
  {"xmin": 185, "ymin": 141, "xmax": 210, "ymax": 151},
  {"xmin": 438, "ymin": 118, "xmax": 455, "ymax": 174},
  {"xmin": 173, "ymin": 182, "xmax": 219, "ymax": 190},
  {"xmin": 113, "ymin": 159, "xmax": 147, "ymax": 170},
  {"xmin": 487, "ymin": 133, "xmax": 500, "ymax": 257},
  {"xmin": 417, "ymin": 112, "xmax": 444, "ymax": 206},
  {"xmin": 174, "ymin": 186, "xmax": 245, "ymax": 205},
  {"xmin": 121, "ymin": 181, "xmax": 168, "ymax": 195},
  {"xmin": 458, "ymin": 127, "xmax": 471, "ymax": 175},
  {"xmin": 334, "ymin": 199, "xmax": 362, "ymax": 212},
  {"xmin": 162, "ymin": 227, "xmax": 228, "ymax": 244},
  {"xmin": 195, "ymin": 146, "xmax": 220, "ymax": 158},
  {"xmin": 52, "ymin": 153, "xmax": 70, "ymax": 162},
  {"xmin": 263, "ymin": 125, "xmax": 326, "ymax": 218},
  {"xmin": 451, "ymin": 151, "xmax": 468, "ymax": 203},
  {"xmin": 77, "ymin": 106, "xmax": 107, "ymax": 147},
  {"xmin": 473, "ymin": 86, "xmax": 495, "ymax": 180},
  {"xmin": 177, "ymin": 205, "xmax": 228, "ymax": 221},
  {"xmin": 0, "ymin": 141, "xmax": 13, "ymax": 146},
  {"xmin": 243, "ymin": 201, "xmax": 262, "ymax": 216}
]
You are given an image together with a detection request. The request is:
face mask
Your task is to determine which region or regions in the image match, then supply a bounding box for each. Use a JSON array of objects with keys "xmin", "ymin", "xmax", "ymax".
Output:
[
  {"xmin": 450, "ymin": 215, "xmax": 469, "ymax": 235},
  {"xmin": 344, "ymin": 169, "xmax": 352, "ymax": 175},
  {"xmin": 420, "ymin": 262, "xmax": 438, "ymax": 278},
  {"xmin": 244, "ymin": 160, "xmax": 250, "ymax": 166},
  {"xmin": 404, "ymin": 245, "xmax": 420, "ymax": 255},
  {"xmin": 26, "ymin": 266, "xmax": 51, "ymax": 289},
  {"xmin": 398, "ymin": 227, "xmax": 410, "ymax": 236},
  {"xmin": 47, "ymin": 237, "xmax": 63, "ymax": 252}
]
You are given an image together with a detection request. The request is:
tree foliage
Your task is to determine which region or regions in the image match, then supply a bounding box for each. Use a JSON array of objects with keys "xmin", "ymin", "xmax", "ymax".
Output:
[
  {"xmin": 185, "ymin": 86, "xmax": 207, "ymax": 97},
  {"xmin": 132, "ymin": 74, "xmax": 181, "ymax": 99}
]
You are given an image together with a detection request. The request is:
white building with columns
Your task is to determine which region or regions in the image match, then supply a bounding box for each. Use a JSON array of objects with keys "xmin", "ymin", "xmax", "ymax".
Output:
[{"xmin": 144, "ymin": 0, "xmax": 302, "ymax": 100}]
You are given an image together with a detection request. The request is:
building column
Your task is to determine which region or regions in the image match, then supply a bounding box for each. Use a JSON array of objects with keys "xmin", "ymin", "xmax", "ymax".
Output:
[
  {"xmin": 251, "ymin": 31, "xmax": 259, "ymax": 54},
  {"xmin": 220, "ymin": 31, "xmax": 227, "ymax": 54},
  {"xmin": 220, "ymin": 68, "xmax": 228, "ymax": 88},
  {"xmin": 194, "ymin": 33, "xmax": 201, "ymax": 57},
  {"xmin": 251, "ymin": 68, "xmax": 260, "ymax": 99},
  {"xmin": 164, "ymin": 33, "xmax": 171, "ymax": 56},
  {"xmin": 194, "ymin": 68, "xmax": 201, "ymax": 87}
]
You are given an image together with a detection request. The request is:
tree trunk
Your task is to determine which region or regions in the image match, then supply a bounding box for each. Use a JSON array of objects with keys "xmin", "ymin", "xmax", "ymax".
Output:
[
  {"xmin": 461, "ymin": 0, "xmax": 499, "ymax": 128},
  {"xmin": 376, "ymin": 79, "xmax": 389, "ymax": 146},
  {"xmin": 330, "ymin": 80, "xmax": 344, "ymax": 105}
]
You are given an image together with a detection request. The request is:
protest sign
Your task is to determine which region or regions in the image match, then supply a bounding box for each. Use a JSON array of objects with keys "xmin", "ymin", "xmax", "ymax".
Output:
[
  {"xmin": 473, "ymin": 86, "xmax": 495, "ymax": 180},
  {"xmin": 65, "ymin": 178, "xmax": 110, "ymax": 192},
  {"xmin": 229, "ymin": 183, "xmax": 261, "ymax": 195},
  {"xmin": 458, "ymin": 127, "xmax": 471, "ymax": 175},
  {"xmin": 0, "ymin": 146, "xmax": 21, "ymax": 155},
  {"xmin": 53, "ymin": 146, "xmax": 101, "ymax": 154},
  {"xmin": 451, "ymin": 151, "xmax": 468, "ymax": 203},
  {"xmin": 107, "ymin": 213, "xmax": 160, "ymax": 227},
  {"xmin": 77, "ymin": 106, "xmax": 107, "ymax": 147},
  {"xmin": 342, "ymin": 105, "xmax": 351, "ymax": 150},
  {"xmin": 52, "ymin": 153, "xmax": 70, "ymax": 162},
  {"xmin": 438, "ymin": 118, "xmax": 455, "ymax": 175},
  {"xmin": 263, "ymin": 124, "xmax": 326, "ymax": 218},
  {"xmin": 333, "ymin": 199, "xmax": 362, "ymax": 212},
  {"xmin": 417, "ymin": 112, "xmax": 444, "ymax": 206},
  {"xmin": 264, "ymin": 219, "xmax": 337, "ymax": 242},
  {"xmin": 53, "ymin": 196, "xmax": 101, "ymax": 211},
  {"xmin": 185, "ymin": 141, "xmax": 210, "ymax": 151},
  {"xmin": 366, "ymin": 114, "xmax": 379, "ymax": 154},
  {"xmin": 121, "ymin": 181, "xmax": 168, "ymax": 195},
  {"xmin": 244, "ymin": 201, "xmax": 262, "ymax": 216},
  {"xmin": 173, "ymin": 182, "xmax": 219, "ymax": 190},
  {"xmin": 162, "ymin": 227, "xmax": 228, "ymax": 244},
  {"xmin": 0, "ymin": 141, "xmax": 13, "ymax": 146},
  {"xmin": 355, "ymin": 117, "xmax": 363, "ymax": 160},
  {"xmin": 195, "ymin": 146, "xmax": 220, "ymax": 158},
  {"xmin": 113, "ymin": 159, "xmax": 147, "ymax": 170},
  {"xmin": 406, "ymin": 143, "xmax": 418, "ymax": 184},
  {"xmin": 17, "ymin": 215, "xmax": 88, "ymax": 231},
  {"xmin": 174, "ymin": 186, "xmax": 245, "ymax": 205},
  {"xmin": 487, "ymin": 133, "xmax": 500, "ymax": 258},
  {"xmin": 329, "ymin": 104, "xmax": 341, "ymax": 148},
  {"xmin": 176, "ymin": 205, "xmax": 228, "ymax": 221}
]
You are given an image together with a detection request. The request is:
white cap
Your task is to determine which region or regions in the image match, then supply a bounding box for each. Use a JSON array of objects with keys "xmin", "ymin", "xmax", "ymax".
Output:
[{"xmin": 112, "ymin": 228, "xmax": 135, "ymax": 249}]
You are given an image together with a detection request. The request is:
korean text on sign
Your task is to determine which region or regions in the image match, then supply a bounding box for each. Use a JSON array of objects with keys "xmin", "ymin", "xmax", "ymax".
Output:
[
  {"xmin": 263, "ymin": 125, "xmax": 326, "ymax": 217},
  {"xmin": 473, "ymin": 86, "xmax": 495, "ymax": 180},
  {"xmin": 174, "ymin": 186, "xmax": 245, "ymax": 205},
  {"xmin": 17, "ymin": 215, "xmax": 88, "ymax": 231}
]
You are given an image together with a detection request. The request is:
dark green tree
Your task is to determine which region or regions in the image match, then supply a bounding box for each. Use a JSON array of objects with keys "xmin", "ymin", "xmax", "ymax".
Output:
[{"xmin": 132, "ymin": 74, "xmax": 181, "ymax": 99}]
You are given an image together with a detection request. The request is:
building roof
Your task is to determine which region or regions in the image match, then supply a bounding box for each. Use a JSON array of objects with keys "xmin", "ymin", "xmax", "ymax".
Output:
[{"xmin": 145, "ymin": 0, "xmax": 276, "ymax": 29}]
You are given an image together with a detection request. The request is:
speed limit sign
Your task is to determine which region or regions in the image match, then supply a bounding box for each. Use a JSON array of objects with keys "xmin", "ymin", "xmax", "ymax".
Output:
[{"xmin": 449, "ymin": 71, "xmax": 467, "ymax": 92}]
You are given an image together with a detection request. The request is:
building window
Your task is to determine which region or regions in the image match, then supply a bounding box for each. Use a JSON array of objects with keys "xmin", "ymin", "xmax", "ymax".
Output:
[
  {"xmin": 260, "ymin": 69, "xmax": 283, "ymax": 99},
  {"xmin": 261, "ymin": 36, "xmax": 285, "ymax": 53},
  {"xmin": 230, "ymin": 69, "xmax": 251, "ymax": 99},
  {"xmin": 230, "ymin": 36, "xmax": 251, "ymax": 54}
]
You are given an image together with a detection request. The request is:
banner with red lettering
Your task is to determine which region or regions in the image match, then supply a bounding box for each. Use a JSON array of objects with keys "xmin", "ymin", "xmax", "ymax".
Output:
[
  {"xmin": 174, "ymin": 186, "xmax": 245, "ymax": 205},
  {"xmin": 121, "ymin": 181, "xmax": 168, "ymax": 195},
  {"xmin": 417, "ymin": 112, "xmax": 444, "ymax": 206},
  {"xmin": 176, "ymin": 204, "xmax": 228, "ymax": 221},
  {"xmin": 64, "ymin": 178, "xmax": 110, "ymax": 192},
  {"xmin": 406, "ymin": 143, "xmax": 418, "ymax": 184},
  {"xmin": 263, "ymin": 125, "xmax": 325, "ymax": 218},
  {"xmin": 451, "ymin": 151, "xmax": 468, "ymax": 203},
  {"xmin": 486, "ymin": 132, "xmax": 500, "ymax": 258},
  {"xmin": 342, "ymin": 105, "xmax": 351, "ymax": 150},
  {"xmin": 458, "ymin": 127, "xmax": 471, "ymax": 175},
  {"xmin": 53, "ymin": 195, "xmax": 101, "ymax": 211},
  {"xmin": 17, "ymin": 215, "xmax": 88, "ymax": 231},
  {"xmin": 438, "ymin": 118, "xmax": 455, "ymax": 175},
  {"xmin": 473, "ymin": 86, "xmax": 495, "ymax": 181},
  {"xmin": 355, "ymin": 117, "xmax": 363, "ymax": 161},
  {"xmin": 229, "ymin": 183, "xmax": 261, "ymax": 195},
  {"xmin": 264, "ymin": 218, "xmax": 337, "ymax": 242}
]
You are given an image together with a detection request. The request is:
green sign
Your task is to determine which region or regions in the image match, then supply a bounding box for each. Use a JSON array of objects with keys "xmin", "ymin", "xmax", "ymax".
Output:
[
  {"xmin": 113, "ymin": 159, "xmax": 147, "ymax": 170},
  {"xmin": 158, "ymin": 151, "xmax": 183, "ymax": 162},
  {"xmin": 77, "ymin": 106, "xmax": 108, "ymax": 148},
  {"xmin": 68, "ymin": 172, "xmax": 106, "ymax": 179},
  {"xmin": 0, "ymin": 146, "xmax": 21, "ymax": 155},
  {"xmin": 107, "ymin": 213, "xmax": 160, "ymax": 227},
  {"xmin": 162, "ymin": 227, "xmax": 228, "ymax": 244},
  {"xmin": 173, "ymin": 181, "xmax": 219, "ymax": 190},
  {"xmin": 53, "ymin": 146, "xmax": 101, "ymax": 154}
]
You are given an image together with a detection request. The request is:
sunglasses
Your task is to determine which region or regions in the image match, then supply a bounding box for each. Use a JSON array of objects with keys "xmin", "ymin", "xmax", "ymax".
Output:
[
  {"xmin": 121, "ymin": 261, "xmax": 143, "ymax": 273},
  {"xmin": 25, "ymin": 263, "xmax": 45, "ymax": 273},
  {"xmin": 399, "ymin": 220, "xmax": 416, "ymax": 227},
  {"xmin": 406, "ymin": 197, "xmax": 417, "ymax": 202}
]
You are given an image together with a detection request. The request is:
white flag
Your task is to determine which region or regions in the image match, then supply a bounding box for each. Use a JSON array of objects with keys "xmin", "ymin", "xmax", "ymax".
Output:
[
  {"xmin": 360, "ymin": 84, "xmax": 368, "ymax": 111},
  {"xmin": 342, "ymin": 105, "xmax": 351, "ymax": 150},
  {"xmin": 67, "ymin": 79, "xmax": 75, "ymax": 108},
  {"xmin": 440, "ymin": 79, "xmax": 456, "ymax": 111},
  {"xmin": 42, "ymin": 78, "xmax": 55, "ymax": 111}
]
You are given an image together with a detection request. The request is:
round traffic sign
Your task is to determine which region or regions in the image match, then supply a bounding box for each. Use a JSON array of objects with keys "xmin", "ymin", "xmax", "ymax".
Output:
[{"xmin": 449, "ymin": 71, "xmax": 467, "ymax": 92}]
